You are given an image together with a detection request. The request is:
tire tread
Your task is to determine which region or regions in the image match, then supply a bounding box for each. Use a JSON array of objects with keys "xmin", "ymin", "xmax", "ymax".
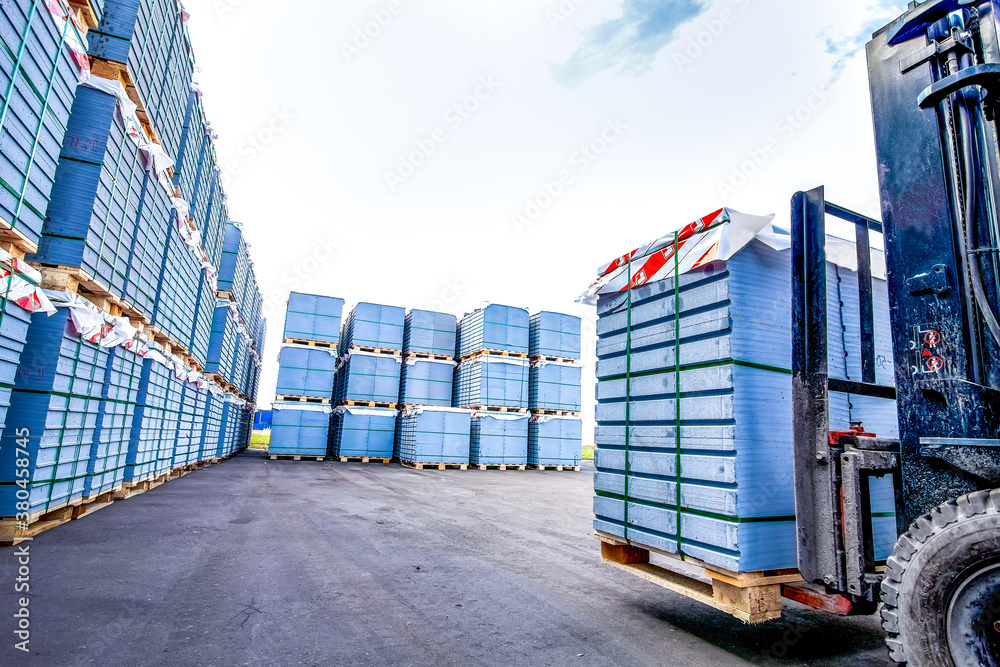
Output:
[{"xmin": 880, "ymin": 489, "xmax": 1000, "ymax": 666}]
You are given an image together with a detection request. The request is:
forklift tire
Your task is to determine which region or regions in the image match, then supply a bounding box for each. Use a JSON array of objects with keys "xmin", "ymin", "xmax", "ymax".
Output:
[{"xmin": 880, "ymin": 489, "xmax": 1000, "ymax": 666}]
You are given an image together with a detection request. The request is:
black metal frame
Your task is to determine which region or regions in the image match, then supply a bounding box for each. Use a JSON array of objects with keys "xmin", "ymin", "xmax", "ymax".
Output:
[{"xmin": 791, "ymin": 186, "xmax": 903, "ymax": 601}]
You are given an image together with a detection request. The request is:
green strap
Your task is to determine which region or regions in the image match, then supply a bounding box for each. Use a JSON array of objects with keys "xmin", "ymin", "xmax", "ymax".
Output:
[
  {"xmin": 623, "ymin": 256, "xmax": 633, "ymax": 544},
  {"xmin": 0, "ymin": 1, "xmax": 41, "ymax": 135},
  {"xmin": 673, "ymin": 231, "xmax": 684, "ymax": 560},
  {"xmin": 11, "ymin": 0, "xmax": 74, "ymax": 234}
]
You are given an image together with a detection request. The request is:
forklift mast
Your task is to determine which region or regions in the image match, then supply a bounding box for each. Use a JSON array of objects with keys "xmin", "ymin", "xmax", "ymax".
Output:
[
  {"xmin": 867, "ymin": 0, "xmax": 1000, "ymax": 522},
  {"xmin": 792, "ymin": 0, "xmax": 1000, "ymax": 604}
]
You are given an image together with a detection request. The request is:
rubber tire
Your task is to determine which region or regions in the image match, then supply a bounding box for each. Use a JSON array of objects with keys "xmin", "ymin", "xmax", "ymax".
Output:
[{"xmin": 880, "ymin": 489, "xmax": 1000, "ymax": 666}]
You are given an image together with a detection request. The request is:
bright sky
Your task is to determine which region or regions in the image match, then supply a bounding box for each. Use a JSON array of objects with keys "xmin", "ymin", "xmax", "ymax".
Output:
[{"xmin": 185, "ymin": 0, "xmax": 908, "ymax": 438}]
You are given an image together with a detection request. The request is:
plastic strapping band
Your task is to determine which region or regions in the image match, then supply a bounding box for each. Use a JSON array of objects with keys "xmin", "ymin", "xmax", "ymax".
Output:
[
  {"xmin": 623, "ymin": 255, "xmax": 633, "ymax": 544},
  {"xmin": 12, "ymin": 0, "xmax": 73, "ymax": 234},
  {"xmin": 674, "ymin": 230, "xmax": 684, "ymax": 560}
]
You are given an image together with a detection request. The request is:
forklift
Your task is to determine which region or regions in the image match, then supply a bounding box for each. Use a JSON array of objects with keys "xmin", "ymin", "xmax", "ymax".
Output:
[
  {"xmin": 791, "ymin": 1, "xmax": 1000, "ymax": 664},
  {"xmin": 600, "ymin": 1, "xmax": 1000, "ymax": 665}
]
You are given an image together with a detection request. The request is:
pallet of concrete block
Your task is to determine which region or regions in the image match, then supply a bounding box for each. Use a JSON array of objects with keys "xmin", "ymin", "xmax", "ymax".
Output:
[
  {"xmin": 456, "ymin": 304, "xmax": 529, "ymax": 360},
  {"xmin": 0, "ymin": 294, "xmax": 109, "ymax": 528},
  {"xmin": 585, "ymin": 213, "xmax": 899, "ymax": 581},
  {"xmin": 86, "ymin": 342, "xmax": 144, "ymax": 500},
  {"xmin": 528, "ymin": 359, "xmax": 582, "ymax": 415},
  {"xmin": 330, "ymin": 406, "xmax": 396, "ymax": 464},
  {"xmin": 396, "ymin": 406, "xmax": 471, "ymax": 470},
  {"xmin": 340, "ymin": 301, "xmax": 404, "ymax": 354},
  {"xmin": 268, "ymin": 402, "xmax": 331, "ymax": 462},
  {"xmin": 0, "ymin": 250, "xmax": 43, "ymax": 437},
  {"xmin": 403, "ymin": 309, "xmax": 456, "ymax": 360},
  {"xmin": 0, "ymin": 0, "xmax": 90, "ymax": 254},
  {"xmin": 171, "ymin": 381, "xmax": 208, "ymax": 472},
  {"xmin": 219, "ymin": 222, "xmax": 249, "ymax": 302},
  {"xmin": 0, "ymin": 289, "xmax": 158, "ymax": 542},
  {"xmin": 274, "ymin": 342, "xmax": 338, "ymax": 404},
  {"xmin": 528, "ymin": 415, "xmax": 582, "ymax": 471},
  {"xmin": 399, "ymin": 356, "xmax": 454, "ymax": 407},
  {"xmin": 334, "ymin": 351, "xmax": 401, "ymax": 409},
  {"xmin": 32, "ymin": 78, "xmax": 150, "ymax": 314},
  {"xmin": 206, "ymin": 302, "xmax": 238, "ymax": 384},
  {"xmin": 469, "ymin": 412, "xmax": 528, "ymax": 471},
  {"xmin": 199, "ymin": 391, "xmax": 225, "ymax": 464},
  {"xmin": 453, "ymin": 355, "xmax": 529, "ymax": 412},
  {"xmin": 124, "ymin": 339, "xmax": 176, "ymax": 492},
  {"xmin": 283, "ymin": 291, "xmax": 344, "ymax": 348},
  {"xmin": 529, "ymin": 311, "xmax": 582, "ymax": 361}
]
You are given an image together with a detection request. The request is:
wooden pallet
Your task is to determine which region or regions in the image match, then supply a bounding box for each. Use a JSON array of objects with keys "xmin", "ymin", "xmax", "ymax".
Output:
[
  {"xmin": 276, "ymin": 395, "xmax": 331, "ymax": 405},
  {"xmin": 284, "ymin": 337, "xmax": 338, "ymax": 349},
  {"xmin": 0, "ymin": 222, "xmax": 37, "ymax": 257},
  {"xmin": 167, "ymin": 463, "xmax": 198, "ymax": 480},
  {"xmin": 404, "ymin": 351, "xmax": 454, "ymax": 362},
  {"xmin": 32, "ymin": 263, "xmax": 152, "ymax": 324},
  {"xmin": 346, "ymin": 345, "xmax": 402, "ymax": 356},
  {"xmin": 530, "ymin": 409, "xmax": 581, "ymax": 417},
  {"xmin": 89, "ymin": 58, "xmax": 164, "ymax": 172},
  {"xmin": 71, "ymin": 489, "xmax": 118, "ymax": 520},
  {"xmin": 0, "ymin": 504, "xmax": 76, "ymax": 546},
  {"xmin": 145, "ymin": 326, "xmax": 204, "ymax": 373},
  {"xmin": 206, "ymin": 372, "xmax": 240, "ymax": 396},
  {"xmin": 268, "ymin": 454, "xmax": 326, "ymax": 462},
  {"xmin": 338, "ymin": 400, "xmax": 397, "ymax": 409},
  {"xmin": 337, "ymin": 456, "xmax": 392, "ymax": 464},
  {"xmin": 466, "ymin": 405, "xmax": 528, "ymax": 414},
  {"xmin": 530, "ymin": 464, "xmax": 582, "ymax": 472},
  {"xmin": 69, "ymin": 1, "xmax": 99, "ymax": 31},
  {"xmin": 596, "ymin": 531, "xmax": 801, "ymax": 624},
  {"xmin": 529, "ymin": 355, "xmax": 581, "ymax": 364},
  {"xmin": 114, "ymin": 474, "xmax": 168, "ymax": 500},
  {"xmin": 401, "ymin": 461, "xmax": 468, "ymax": 471},
  {"xmin": 460, "ymin": 349, "xmax": 529, "ymax": 362},
  {"xmin": 469, "ymin": 463, "xmax": 527, "ymax": 471}
]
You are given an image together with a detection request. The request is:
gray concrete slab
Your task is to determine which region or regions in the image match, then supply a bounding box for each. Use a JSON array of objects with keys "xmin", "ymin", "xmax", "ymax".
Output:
[{"xmin": 0, "ymin": 449, "xmax": 892, "ymax": 666}]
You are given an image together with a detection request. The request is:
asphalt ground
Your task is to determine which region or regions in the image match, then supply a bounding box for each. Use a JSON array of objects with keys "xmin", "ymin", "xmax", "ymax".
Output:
[{"xmin": 0, "ymin": 449, "xmax": 893, "ymax": 666}]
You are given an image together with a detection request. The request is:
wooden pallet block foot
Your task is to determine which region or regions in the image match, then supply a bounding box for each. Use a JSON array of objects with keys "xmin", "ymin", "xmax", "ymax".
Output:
[
  {"xmin": 337, "ymin": 456, "xmax": 392, "ymax": 464},
  {"xmin": 597, "ymin": 533, "xmax": 793, "ymax": 624},
  {"xmin": 401, "ymin": 461, "xmax": 468, "ymax": 471},
  {"xmin": 268, "ymin": 454, "xmax": 325, "ymax": 462},
  {"xmin": 72, "ymin": 491, "xmax": 117, "ymax": 520},
  {"xmin": 531, "ymin": 464, "xmax": 582, "ymax": 472},
  {"xmin": 0, "ymin": 505, "xmax": 75, "ymax": 546}
]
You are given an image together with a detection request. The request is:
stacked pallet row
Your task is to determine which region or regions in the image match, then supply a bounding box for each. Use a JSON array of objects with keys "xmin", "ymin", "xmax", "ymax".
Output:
[
  {"xmin": 269, "ymin": 292, "xmax": 343, "ymax": 461},
  {"xmin": 0, "ymin": 0, "xmax": 265, "ymax": 542},
  {"xmin": 454, "ymin": 305, "xmax": 531, "ymax": 470},
  {"xmin": 330, "ymin": 302, "xmax": 403, "ymax": 462},
  {"xmin": 268, "ymin": 292, "xmax": 585, "ymax": 473},
  {"xmin": 395, "ymin": 309, "xmax": 468, "ymax": 468},
  {"xmin": 528, "ymin": 312, "xmax": 584, "ymax": 471},
  {"xmin": 588, "ymin": 232, "xmax": 899, "ymax": 573}
]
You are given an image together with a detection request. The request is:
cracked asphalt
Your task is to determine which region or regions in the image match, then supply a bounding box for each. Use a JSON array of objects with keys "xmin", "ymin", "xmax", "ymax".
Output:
[{"xmin": 0, "ymin": 449, "xmax": 893, "ymax": 666}]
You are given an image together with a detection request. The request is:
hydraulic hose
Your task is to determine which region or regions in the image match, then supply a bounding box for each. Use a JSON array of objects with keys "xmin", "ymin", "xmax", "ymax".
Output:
[{"xmin": 958, "ymin": 96, "xmax": 1000, "ymax": 349}]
